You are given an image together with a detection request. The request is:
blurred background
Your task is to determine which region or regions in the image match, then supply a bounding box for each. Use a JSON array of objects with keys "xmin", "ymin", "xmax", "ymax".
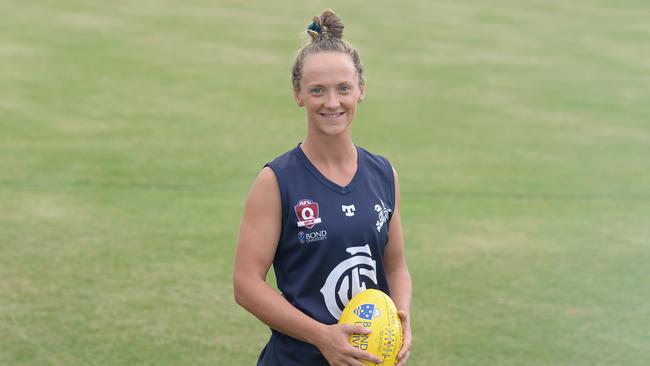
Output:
[{"xmin": 1, "ymin": 0, "xmax": 649, "ymax": 365}]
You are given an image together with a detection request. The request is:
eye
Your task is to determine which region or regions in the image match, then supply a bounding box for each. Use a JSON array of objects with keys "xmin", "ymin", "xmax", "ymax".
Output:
[
  {"xmin": 339, "ymin": 85, "xmax": 351, "ymax": 93},
  {"xmin": 310, "ymin": 87, "xmax": 323, "ymax": 94}
]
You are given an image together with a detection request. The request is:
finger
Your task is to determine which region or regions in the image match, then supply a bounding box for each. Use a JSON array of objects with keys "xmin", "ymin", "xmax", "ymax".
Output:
[
  {"xmin": 351, "ymin": 349, "xmax": 383, "ymax": 365},
  {"xmin": 348, "ymin": 357, "xmax": 369, "ymax": 366},
  {"xmin": 397, "ymin": 335, "xmax": 411, "ymax": 358},
  {"xmin": 397, "ymin": 311, "xmax": 410, "ymax": 328},
  {"xmin": 341, "ymin": 323, "xmax": 371, "ymax": 335},
  {"xmin": 396, "ymin": 350, "xmax": 410, "ymax": 366},
  {"xmin": 337, "ymin": 352, "xmax": 368, "ymax": 366},
  {"xmin": 397, "ymin": 341, "xmax": 410, "ymax": 359}
]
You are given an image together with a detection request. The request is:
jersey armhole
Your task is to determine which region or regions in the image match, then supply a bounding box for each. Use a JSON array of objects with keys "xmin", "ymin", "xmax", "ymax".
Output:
[
  {"xmin": 379, "ymin": 156, "xmax": 396, "ymax": 232},
  {"xmin": 380, "ymin": 156, "xmax": 396, "ymax": 214},
  {"xmin": 263, "ymin": 163, "xmax": 288, "ymax": 235}
]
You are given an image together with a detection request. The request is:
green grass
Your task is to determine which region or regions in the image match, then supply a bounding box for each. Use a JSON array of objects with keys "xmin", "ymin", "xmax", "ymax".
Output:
[{"xmin": 1, "ymin": 0, "xmax": 649, "ymax": 365}]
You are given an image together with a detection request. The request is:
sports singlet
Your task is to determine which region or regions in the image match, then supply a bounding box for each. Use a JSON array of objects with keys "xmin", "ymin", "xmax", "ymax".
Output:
[{"xmin": 257, "ymin": 144, "xmax": 395, "ymax": 366}]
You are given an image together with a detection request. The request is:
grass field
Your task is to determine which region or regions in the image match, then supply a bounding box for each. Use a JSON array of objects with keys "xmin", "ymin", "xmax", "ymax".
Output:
[{"xmin": 1, "ymin": 0, "xmax": 649, "ymax": 365}]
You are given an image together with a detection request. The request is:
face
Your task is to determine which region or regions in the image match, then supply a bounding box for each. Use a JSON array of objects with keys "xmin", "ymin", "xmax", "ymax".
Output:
[{"xmin": 293, "ymin": 52, "xmax": 365, "ymax": 137}]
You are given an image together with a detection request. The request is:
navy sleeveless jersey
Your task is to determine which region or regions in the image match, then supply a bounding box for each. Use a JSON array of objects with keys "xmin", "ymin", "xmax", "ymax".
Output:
[{"xmin": 257, "ymin": 144, "xmax": 395, "ymax": 366}]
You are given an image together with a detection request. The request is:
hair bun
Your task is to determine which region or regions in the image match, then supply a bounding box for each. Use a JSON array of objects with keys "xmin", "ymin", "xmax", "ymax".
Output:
[
  {"xmin": 307, "ymin": 9, "xmax": 344, "ymax": 41},
  {"xmin": 293, "ymin": 9, "xmax": 364, "ymax": 91}
]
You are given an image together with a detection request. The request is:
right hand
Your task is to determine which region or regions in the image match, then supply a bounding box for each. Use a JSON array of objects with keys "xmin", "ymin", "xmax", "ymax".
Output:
[{"xmin": 315, "ymin": 323, "xmax": 383, "ymax": 366}]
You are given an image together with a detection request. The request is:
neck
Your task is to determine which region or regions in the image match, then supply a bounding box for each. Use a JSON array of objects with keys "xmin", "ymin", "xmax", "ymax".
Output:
[{"xmin": 301, "ymin": 132, "xmax": 356, "ymax": 166}]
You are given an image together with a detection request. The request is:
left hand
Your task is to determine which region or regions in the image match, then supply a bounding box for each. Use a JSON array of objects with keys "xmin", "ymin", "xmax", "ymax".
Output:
[{"xmin": 396, "ymin": 310, "xmax": 412, "ymax": 366}]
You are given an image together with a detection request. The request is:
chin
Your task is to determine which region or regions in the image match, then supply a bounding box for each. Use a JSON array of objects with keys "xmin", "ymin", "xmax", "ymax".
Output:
[
  {"xmin": 310, "ymin": 123, "xmax": 346, "ymax": 137},
  {"xmin": 324, "ymin": 126, "xmax": 351, "ymax": 137}
]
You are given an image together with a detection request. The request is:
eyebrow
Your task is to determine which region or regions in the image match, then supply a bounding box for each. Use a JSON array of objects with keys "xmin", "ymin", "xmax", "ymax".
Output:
[{"xmin": 307, "ymin": 81, "xmax": 353, "ymax": 87}]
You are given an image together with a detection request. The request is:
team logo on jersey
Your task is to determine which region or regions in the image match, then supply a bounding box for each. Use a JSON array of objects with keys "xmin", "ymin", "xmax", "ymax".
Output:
[
  {"xmin": 295, "ymin": 199, "xmax": 322, "ymax": 229},
  {"xmin": 320, "ymin": 244, "xmax": 378, "ymax": 319},
  {"xmin": 341, "ymin": 204, "xmax": 356, "ymax": 217},
  {"xmin": 375, "ymin": 199, "xmax": 392, "ymax": 232}
]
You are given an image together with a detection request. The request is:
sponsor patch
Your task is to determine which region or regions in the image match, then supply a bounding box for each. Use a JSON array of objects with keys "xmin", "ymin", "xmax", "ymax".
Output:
[
  {"xmin": 295, "ymin": 199, "xmax": 322, "ymax": 229},
  {"xmin": 342, "ymin": 204, "xmax": 356, "ymax": 217},
  {"xmin": 297, "ymin": 230, "xmax": 328, "ymax": 244},
  {"xmin": 374, "ymin": 199, "xmax": 392, "ymax": 232}
]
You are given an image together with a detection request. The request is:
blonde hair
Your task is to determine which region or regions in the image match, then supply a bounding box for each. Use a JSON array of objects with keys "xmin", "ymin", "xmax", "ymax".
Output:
[{"xmin": 291, "ymin": 9, "xmax": 365, "ymax": 91}]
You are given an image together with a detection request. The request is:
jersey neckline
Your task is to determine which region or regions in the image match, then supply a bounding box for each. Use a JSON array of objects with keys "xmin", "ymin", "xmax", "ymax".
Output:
[{"xmin": 294, "ymin": 143, "xmax": 364, "ymax": 195}]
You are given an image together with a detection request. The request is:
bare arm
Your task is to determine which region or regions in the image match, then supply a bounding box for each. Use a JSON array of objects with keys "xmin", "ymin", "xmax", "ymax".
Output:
[
  {"xmin": 233, "ymin": 167, "xmax": 382, "ymax": 366},
  {"xmin": 233, "ymin": 167, "xmax": 323, "ymax": 344},
  {"xmin": 384, "ymin": 167, "xmax": 413, "ymax": 366}
]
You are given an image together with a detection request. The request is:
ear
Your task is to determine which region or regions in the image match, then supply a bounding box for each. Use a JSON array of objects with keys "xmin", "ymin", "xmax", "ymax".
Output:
[
  {"xmin": 293, "ymin": 88, "xmax": 304, "ymax": 107},
  {"xmin": 357, "ymin": 83, "xmax": 366, "ymax": 103}
]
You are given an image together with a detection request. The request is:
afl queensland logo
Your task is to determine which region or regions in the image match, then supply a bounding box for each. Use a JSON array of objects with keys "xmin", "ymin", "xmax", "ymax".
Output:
[
  {"xmin": 295, "ymin": 199, "xmax": 322, "ymax": 229},
  {"xmin": 320, "ymin": 245, "xmax": 378, "ymax": 320}
]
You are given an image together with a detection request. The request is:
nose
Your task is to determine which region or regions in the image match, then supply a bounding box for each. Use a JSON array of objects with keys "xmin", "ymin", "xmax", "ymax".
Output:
[{"xmin": 324, "ymin": 90, "xmax": 340, "ymax": 110}]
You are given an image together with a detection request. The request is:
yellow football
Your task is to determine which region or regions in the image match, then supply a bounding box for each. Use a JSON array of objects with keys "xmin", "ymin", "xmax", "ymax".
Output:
[{"xmin": 338, "ymin": 289, "xmax": 403, "ymax": 365}]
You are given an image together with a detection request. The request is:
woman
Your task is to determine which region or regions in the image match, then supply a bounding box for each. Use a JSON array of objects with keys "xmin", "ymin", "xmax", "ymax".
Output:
[{"xmin": 233, "ymin": 9, "xmax": 412, "ymax": 366}]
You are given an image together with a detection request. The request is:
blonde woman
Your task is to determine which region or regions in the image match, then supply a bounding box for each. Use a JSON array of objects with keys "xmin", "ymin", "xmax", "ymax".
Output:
[{"xmin": 234, "ymin": 9, "xmax": 412, "ymax": 366}]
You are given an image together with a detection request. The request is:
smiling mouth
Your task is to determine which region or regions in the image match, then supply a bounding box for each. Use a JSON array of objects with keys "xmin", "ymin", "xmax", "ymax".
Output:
[{"xmin": 319, "ymin": 112, "xmax": 345, "ymax": 118}]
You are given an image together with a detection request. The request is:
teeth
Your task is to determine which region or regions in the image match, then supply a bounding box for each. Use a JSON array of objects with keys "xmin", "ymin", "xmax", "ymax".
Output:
[{"xmin": 321, "ymin": 112, "xmax": 343, "ymax": 118}]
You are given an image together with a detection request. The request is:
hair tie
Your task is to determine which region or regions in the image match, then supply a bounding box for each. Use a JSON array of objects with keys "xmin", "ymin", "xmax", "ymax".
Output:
[
  {"xmin": 307, "ymin": 21, "xmax": 322, "ymax": 34},
  {"xmin": 307, "ymin": 21, "xmax": 322, "ymax": 40}
]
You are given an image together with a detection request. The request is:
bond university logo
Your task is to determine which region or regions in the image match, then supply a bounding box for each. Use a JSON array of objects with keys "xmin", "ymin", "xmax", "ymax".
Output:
[
  {"xmin": 375, "ymin": 199, "xmax": 392, "ymax": 232},
  {"xmin": 297, "ymin": 230, "xmax": 328, "ymax": 244},
  {"xmin": 320, "ymin": 245, "xmax": 378, "ymax": 319},
  {"xmin": 342, "ymin": 204, "xmax": 356, "ymax": 217},
  {"xmin": 295, "ymin": 199, "xmax": 322, "ymax": 229}
]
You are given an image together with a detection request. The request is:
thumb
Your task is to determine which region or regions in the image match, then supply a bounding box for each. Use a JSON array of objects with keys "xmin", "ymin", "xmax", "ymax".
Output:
[
  {"xmin": 341, "ymin": 323, "xmax": 371, "ymax": 335},
  {"xmin": 397, "ymin": 310, "xmax": 409, "ymax": 322}
]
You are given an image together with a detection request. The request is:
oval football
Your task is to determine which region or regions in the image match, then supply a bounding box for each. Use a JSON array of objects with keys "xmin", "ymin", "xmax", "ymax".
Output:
[{"xmin": 338, "ymin": 289, "xmax": 403, "ymax": 366}]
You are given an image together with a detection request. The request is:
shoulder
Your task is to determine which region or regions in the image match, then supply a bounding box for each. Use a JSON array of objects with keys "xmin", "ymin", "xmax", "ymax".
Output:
[
  {"xmin": 357, "ymin": 145, "xmax": 394, "ymax": 178},
  {"xmin": 256, "ymin": 166, "xmax": 278, "ymax": 186},
  {"xmin": 266, "ymin": 146, "xmax": 302, "ymax": 173},
  {"xmin": 248, "ymin": 167, "xmax": 280, "ymax": 203},
  {"xmin": 356, "ymin": 145, "xmax": 389, "ymax": 162},
  {"xmin": 357, "ymin": 146, "xmax": 398, "ymax": 208}
]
